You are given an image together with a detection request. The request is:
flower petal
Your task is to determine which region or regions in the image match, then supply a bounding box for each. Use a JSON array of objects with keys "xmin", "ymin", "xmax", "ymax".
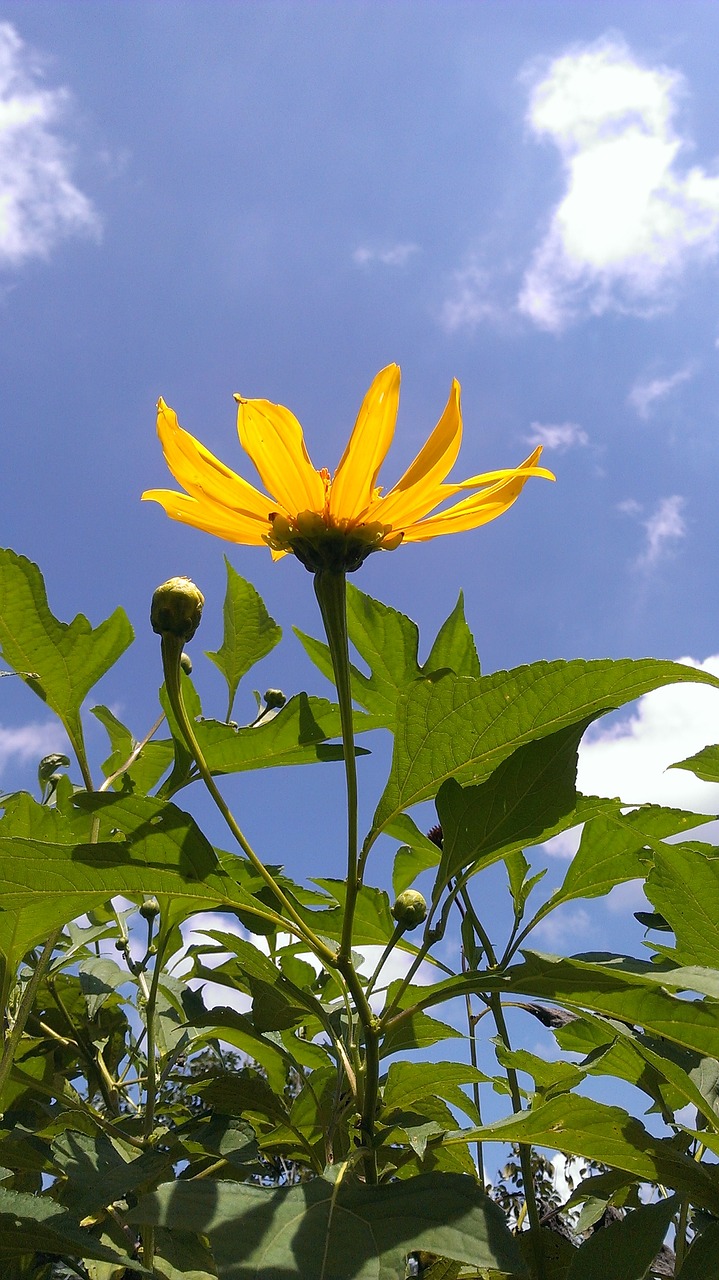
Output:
[
  {"xmin": 398, "ymin": 448, "xmax": 555, "ymax": 541},
  {"xmin": 366, "ymin": 379, "xmax": 463, "ymax": 527},
  {"xmin": 153, "ymin": 399, "xmax": 273, "ymax": 521},
  {"xmin": 141, "ymin": 489, "xmax": 269, "ymax": 544},
  {"xmin": 235, "ymin": 394, "xmax": 326, "ymax": 515},
  {"xmin": 328, "ymin": 364, "xmax": 400, "ymax": 521}
]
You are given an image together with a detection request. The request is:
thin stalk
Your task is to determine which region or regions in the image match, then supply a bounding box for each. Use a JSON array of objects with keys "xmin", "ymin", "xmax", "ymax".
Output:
[
  {"xmin": 99, "ymin": 711, "xmax": 166, "ymax": 792},
  {"xmin": 0, "ymin": 927, "xmax": 62, "ymax": 1109},
  {"xmin": 313, "ymin": 570, "xmax": 358, "ymax": 963},
  {"xmin": 161, "ymin": 633, "xmax": 335, "ymax": 967}
]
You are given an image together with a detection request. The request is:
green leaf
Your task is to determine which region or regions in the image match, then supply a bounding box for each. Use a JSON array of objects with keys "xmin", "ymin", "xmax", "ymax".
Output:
[
  {"xmin": 0, "ymin": 548, "xmax": 133, "ymax": 776},
  {"xmin": 677, "ymin": 1220, "xmax": 719, "ymax": 1278},
  {"xmin": 130, "ymin": 1171, "xmax": 526, "ymax": 1279},
  {"xmin": 370, "ymin": 657, "xmax": 719, "ymax": 839},
  {"xmin": 205, "ymin": 559, "xmax": 282, "ymax": 720},
  {"xmin": 382, "ymin": 1061, "xmax": 486, "ymax": 1125},
  {"xmin": 381, "ymin": 1008, "xmax": 462, "ymax": 1059},
  {"xmin": 671, "ymin": 743, "xmax": 719, "ymax": 784},
  {"xmin": 447, "ymin": 1095, "xmax": 719, "ymax": 1213},
  {"xmin": 550, "ymin": 804, "xmax": 714, "ymax": 915},
  {"xmin": 646, "ymin": 842, "xmax": 719, "ymax": 966},
  {"xmin": 388, "ymin": 813, "xmax": 443, "ymax": 897},
  {"xmin": 565, "ymin": 1195, "xmax": 678, "ymax": 1280},
  {"xmin": 51, "ymin": 1128, "xmax": 173, "ymax": 1218},
  {"xmin": 92, "ymin": 704, "xmax": 174, "ymax": 794},
  {"xmin": 179, "ymin": 694, "xmax": 373, "ymax": 782},
  {"xmin": 154, "ymin": 1227, "xmax": 219, "ymax": 1280},
  {"xmin": 435, "ymin": 720, "xmax": 595, "ymax": 884},
  {"xmin": 392, "ymin": 951, "xmax": 719, "ymax": 1059},
  {"xmin": 0, "ymin": 1183, "xmax": 147, "ymax": 1269},
  {"xmin": 423, "ymin": 592, "xmax": 481, "ymax": 679}
]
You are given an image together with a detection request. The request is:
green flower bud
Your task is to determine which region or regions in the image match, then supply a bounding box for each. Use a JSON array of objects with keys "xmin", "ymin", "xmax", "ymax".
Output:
[
  {"xmin": 151, "ymin": 577, "xmax": 204, "ymax": 642},
  {"xmin": 263, "ymin": 688, "xmax": 286, "ymax": 710},
  {"xmin": 139, "ymin": 896, "xmax": 161, "ymax": 921},
  {"xmin": 391, "ymin": 889, "xmax": 428, "ymax": 930}
]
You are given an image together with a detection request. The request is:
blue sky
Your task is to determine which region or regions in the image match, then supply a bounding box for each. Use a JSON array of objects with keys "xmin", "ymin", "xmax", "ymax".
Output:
[{"xmin": 3, "ymin": 1, "xmax": 719, "ymax": 969}]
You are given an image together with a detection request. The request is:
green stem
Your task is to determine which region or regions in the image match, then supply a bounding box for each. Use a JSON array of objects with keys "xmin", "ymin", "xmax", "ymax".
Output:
[
  {"xmin": 0, "ymin": 927, "xmax": 62, "ymax": 1111},
  {"xmin": 313, "ymin": 570, "xmax": 358, "ymax": 964},
  {"xmin": 160, "ymin": 633, "xmax": 335, "ymax": 967}
]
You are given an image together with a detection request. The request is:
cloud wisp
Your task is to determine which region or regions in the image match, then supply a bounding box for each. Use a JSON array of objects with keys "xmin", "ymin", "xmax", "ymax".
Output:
[
  {"xmin": 525, "ymin": 421, "xmax": 588, "ymax": 451},
  {"xmin": 352, "ymin": 242, "xmax": 419, "ymax": 268},
  {"xmin": 519, "ymin": 35, "xmax": 719, "ymax": 330},
  {"xmin": 628, "ymin": 362, "xmax": 696, "ymax": 419},
  {"xmin": 0, "ymin": 22, "xmax": 100, "ymax": 267},
  {"xmin": 0, "ymin": 718, "xmax": 67, "ymax": 776}
]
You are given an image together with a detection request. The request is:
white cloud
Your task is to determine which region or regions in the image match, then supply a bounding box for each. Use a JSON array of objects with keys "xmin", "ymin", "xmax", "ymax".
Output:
[
  {"xmin": 0, "ymin": 718, "xmax": 67, "ymax": 776},
  {"xmin": 532, "ymin": 905, "xmax": 593, "ymax": 948},
  {"xmin": 628, "ymin": 363, "xmax": 696, "ymax": 418},
  {"xmin": 439, "ymin": 260, "xmax": 498, "ymax": 332},
  {"xmin": 637, "ymin": 494, "xmax": 686, "ymax": 568},
  {"xmin": 525, "ymin": 421, "xmax": 588, "ymax": 451},
  {"xmin": 353, "ymin": 242, "xmax": 419, "ymax": 268},
  {"xmin": 519, "ymin": 35, "xmax": 719, "ymax": 330},
  {"xmin": 0, "ymin": 22, "xmax": 100, "ymax": 266},
  {"xmin": 575, "ymin": 654, "xmax": 719, "ymax": 810}
]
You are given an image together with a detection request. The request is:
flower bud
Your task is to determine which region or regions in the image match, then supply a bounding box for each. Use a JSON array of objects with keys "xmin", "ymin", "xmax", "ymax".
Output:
[
  {"xmin": 263, "ymin": 688, "xmax": 286, "ymax": 710},
  {"xmin": 391, "ymin": 889, "xmax": 428, "ymax": 930},
  {"xmin": 151, "ymin": 577, "xmax": 204, "ymax": 642},
  {"xmin": 180, "ymin": 652, "xmax": 193, "ymax": 674},
  {"xmin": 139, "ymin": 896, "xmax": 161, "ymax": 921}
]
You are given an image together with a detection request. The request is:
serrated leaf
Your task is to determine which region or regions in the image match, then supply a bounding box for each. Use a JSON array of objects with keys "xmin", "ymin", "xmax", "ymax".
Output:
[
  {"xmin": 646, "ymin": 842, "xmax": 719, "ymax": 967},
  {"xmin": 447, "ymin": 1096, "xmax": 719, "ymax": 1212},
  {"xmin": 205, "ymin": 559, "xmax": 282, "ymax": 720},
  {"xmin": 0, "ymin": 548, "xmax": 133, "ymax": 777},
  {"xmin": 130, "ymin": 1172, "xmax": 525, "ymax": 1279},
  {"xmin": 435, "ymin": 720, "xmax": 594, "ymax": 885},
  {"xmin": 670, "ymin": 743, "xmax": 719, "ymax": 784},
  {"xmin": 370, "ymin": 658, "xmax": 719, "ymax": 839},
  {"xmin": 423, "ymin": 592, "xmax": 480, "ymax": 679}
]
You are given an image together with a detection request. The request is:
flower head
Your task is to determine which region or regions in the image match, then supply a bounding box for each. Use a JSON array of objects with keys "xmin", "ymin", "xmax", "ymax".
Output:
[{"xmin": 143, "ymin": 365, "xmax": 554, "ymax": 573}]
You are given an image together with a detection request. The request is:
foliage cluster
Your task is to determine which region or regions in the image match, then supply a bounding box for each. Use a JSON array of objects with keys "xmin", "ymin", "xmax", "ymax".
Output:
[{"xmin": 1, "ymin": 546, "xmax": 719, "ymax": 1278}]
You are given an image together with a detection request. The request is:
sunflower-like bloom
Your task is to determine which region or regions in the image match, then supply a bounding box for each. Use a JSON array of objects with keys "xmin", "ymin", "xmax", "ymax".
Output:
[{"xmin": 142, "ymin": 365, "xmax": 554, "ymax": 573}]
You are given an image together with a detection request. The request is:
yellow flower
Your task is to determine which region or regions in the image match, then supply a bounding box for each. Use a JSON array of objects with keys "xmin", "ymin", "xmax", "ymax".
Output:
[{"xmin": 142, "ymin": 364, "xmax": 554, "ymax": 573}]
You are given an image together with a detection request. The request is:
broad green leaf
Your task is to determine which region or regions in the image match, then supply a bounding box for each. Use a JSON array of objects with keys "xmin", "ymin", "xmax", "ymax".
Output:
[
  {"xmin": 423, "ymin": 591, "xmax": 480, "ymax": 679},
  {"xmin": 92, "ymin": 703, "xmax": 174, "ymax": 795},
  {"xmin": 387, "ymin": 813, "xmax": 443, "ymax": 897},
  {"xmin": 646, "ymin": 842, "xmax": 719, "ymax": 966},
  {"xmin": 370, "ymin": 658, "xmax": 719, "ymax": 839},
  {"xmin": 382, "ymin": 1061, "xmax": 486, "ymax": 1125},
  {"xmin": 154, "ymin": 1227, "xmax": 219, "ymax": 1280},
  {"xmin": 435, "ymin": 720, "xmax": 594, "ymax": 883},
  {"xmin": 52, "ymin": 1128, "xmax": 173, "ymax": 1218},
  {"xmin": 550, "ymin": 804, "xmax": 714, "ymax": 915},
  {"xmin": 388, "ymin": 951, "xmax": 719, "ymax": 1059},
  {"xmin": 188, "ymin": 1008, "xmax": 296, "ymax": 1093},
  {"xmin": 0, "ymin": 1183, "xmax": 147, "ymax": 1269},
  {"xmin": 130, "ymin": 1171, "xmax": 526, "ymax": 1279},
  {"xmin": 671, "ymin": 743, "xmax": 719, "ymax": 784},
  {"xmin": 492, "ymin": 1042, "xmax": 587, "ymax": 1101},
  {"xmin": 565, "ymin": 1195, "xmax": 678, "ymax": 1280},
  {"xmin": 0, "ymin": 548, "xmax": 133, "ymax": 775},
  {"xmin": 176, "ymin": 694, "xmax": 373, "ymax": 783},
  {"xmin": 381, "ymin": 1008, "xmax": 462, "ymax": 1058},
  {"xmin": 677, "ymin": 1220, "xmax": 719, "ymax": 1278},
  {"xmin": 205, "ymin": 559, "xmax": 282, "ymax": 720},
  {"xmin": 446, "ymin": 1095, "xmax": 719, "ymax": 1212},
  {"xmin": 296, "ymin": 587, "xmax": 480, "ymax": 731}
]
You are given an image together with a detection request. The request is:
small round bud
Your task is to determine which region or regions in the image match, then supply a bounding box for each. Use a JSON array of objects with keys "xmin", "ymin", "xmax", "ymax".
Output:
[
  {"xmin": 263, "ymin": 688, "xmax": 286, "ymax": 710},
  {"xmin": 139, "ymin": 896, "xmax": 161, "ymax": 921},
  {"xmin": 150, "ymin": 577, "xmax": 204, "ymax": 642},
  {"xmin": 180, "ymin": 652, "xmax": 193, "ymax": 674},
  {"xmin": 391, "ymin": 890, "xmax": 428, "ymax": 930}
]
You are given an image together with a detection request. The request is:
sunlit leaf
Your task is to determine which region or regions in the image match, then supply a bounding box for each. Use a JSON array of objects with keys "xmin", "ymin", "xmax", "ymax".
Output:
[{"xmin": 205, "ymin": 559, "xmax": 282, "ymax": 720}]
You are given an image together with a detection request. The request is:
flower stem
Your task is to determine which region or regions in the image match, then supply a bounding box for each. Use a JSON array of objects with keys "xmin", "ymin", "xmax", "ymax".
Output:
[
  {"xmin": 313, "ymin": 570, "xmax": 359, "ymax": 964},
  {"xmin": 160, "ymin": 634, "xmax": 335, "ymax": 967}
]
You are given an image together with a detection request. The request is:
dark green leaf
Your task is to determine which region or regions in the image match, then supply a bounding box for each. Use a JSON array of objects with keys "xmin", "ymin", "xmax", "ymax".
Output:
[
  {"xmin": 565, "ymin": 1195, "xmax": 678, "ymax": 1280},
  {"xmin": 51, "ymin": 1128, "xmax": 173, "ymax": 1217},
  {"xmin": 677, "ymin": 1220, "xmax": 719, "ymax": 1278},
  {"xmin": 646, "ymin": 843, "xmax": 719, "ymax": 967},
  {"xmin": 205, "ymin": 559, "xmax": 282, "ymax": 720},
  {"xmin": 0, "ymin": 1183, "xmax": 147, "ymax": 1269},
  {"xmin": 130, "ymin": 1171, "xmax": 526, "ymax": 1279}
]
